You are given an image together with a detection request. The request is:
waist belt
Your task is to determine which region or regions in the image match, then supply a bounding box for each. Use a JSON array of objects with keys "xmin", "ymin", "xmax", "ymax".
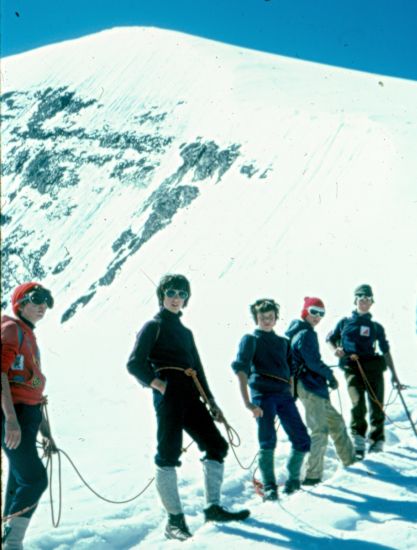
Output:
[
  {"xmin": 155, "ymin": 366, "xmax": 210, "ymax": 403},
  {"xmin": 257, "ymin": 371, "xmax": 290, "ymax": 385}
]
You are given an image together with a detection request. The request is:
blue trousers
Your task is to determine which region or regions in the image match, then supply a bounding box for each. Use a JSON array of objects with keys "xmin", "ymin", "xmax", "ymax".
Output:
[
  {"xmin": 252, "ymin": 392, "xmax": 311, "ymax": 452},
  {"xmin": 1, "ymin": 404, "xmax": 48, "ymax": 518}
]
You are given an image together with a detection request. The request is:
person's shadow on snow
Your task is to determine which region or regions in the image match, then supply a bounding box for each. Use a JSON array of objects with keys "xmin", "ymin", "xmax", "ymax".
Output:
[
  {"xmin": 311, "ymin": 460, "xmax": 417, "ymax": 526},
  {"xmin": 348, "ymin": 459, "xmax": 417, "ymax": 493},
  {"xmin": 216, "ymin": 518, "xmax": 394, "ymax": 549}
]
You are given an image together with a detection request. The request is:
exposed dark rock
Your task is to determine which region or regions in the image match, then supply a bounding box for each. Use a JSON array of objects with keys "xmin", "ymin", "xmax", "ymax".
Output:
[
  {"xmin": 97, "ymin": 130, "xmax": 173, "ymax": 154},
  {"xmin": 1, "ymin": 91, "xmax": 17, "ymax": 103},
  {"xmin": 178, "ymin": 140, "xmax": 240, "ymax": 182},
  {"xmin": 1, "ymin": 147, "xmax": 30, "ymax": 176},
  {"xmin": 22, "ymin": 149, "xmax": 79, "ymax": 197},
  {"xmin": 112, "ymin": 229, "xmax": 135, "ymax": 253},
  {"xmin": 27, "ymin": 86, "xmax": 97, "ymax": 138},
  {"xmin": 2, "ymin": 85, "xmax": 247, "ymax": 324},
  {"xmin": 110, "ymin": 159, "xmax": 155, "ymax": 184},
  {"xmin": 259, "ymin": 167, "xmax": 272, "ymax": 179},
  {"xmin": 0, "ymin": 233, "xmax": 48, "ymax": 301},
  {"xmin": 61, "ymin": 291, "xmax": 96, "ymax": 323},
  {"xmin": 46, "ymin": 204, "xmax": 78, "ymax": 221},
  {"xmin": 52, "ymin": 257, "xmax": 72, "ymax": 275},
  {"xmin": 0, "ymin": 214, "xmax": 11, "ymax": 225},
  {"xmin": 136, "ymin": 110, "xmax": 167, "ymax": 125},
  {"xmin": 0, "ymin": 90, "xmax": 28, "ymax": 113},
  {"xmin": 98, "ymin": 258, "xmax": 126, "ymax": 286},
  {"xmin": 95, "ymin": 185, "xmax": 200, "ymax": 290},
  {"xmin": 240, "ymin": 164, "xmax": 258, "ymax": 178},
  {"xmin": 31, "ymin": 242, "xmax": 50, "ymax": 279},
  {"xmin": 83, "ymin": 154, "xmax": 113, "ymax": 167}
]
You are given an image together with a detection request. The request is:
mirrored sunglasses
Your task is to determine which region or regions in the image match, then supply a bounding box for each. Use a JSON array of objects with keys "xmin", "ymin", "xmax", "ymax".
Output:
[
  {"xmin": 21, "ymin": 288, "xmax": 54, "ymax": 309},
  {"xmin": 307, "ymin": 306, "xmax": 325, "ymax": 318},
  {"xmin": 355, "ymin": 294, "xmax": 373, "ymax": 301},
  {"xmin": 164, "ymin": 288, "xmax": 189, "ymax": 300}
]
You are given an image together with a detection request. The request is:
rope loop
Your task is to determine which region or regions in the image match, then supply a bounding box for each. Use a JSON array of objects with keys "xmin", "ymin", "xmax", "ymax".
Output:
[
  {"xmin": 2, "ymin": 365, "xmax": 262, "ymax": 526},
  {"xmin": 352, "ymin": 356, "xmax": 412, "ymax": 431}
]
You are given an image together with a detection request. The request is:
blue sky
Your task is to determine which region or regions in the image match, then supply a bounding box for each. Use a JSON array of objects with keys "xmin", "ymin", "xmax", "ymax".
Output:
[{"xmin": 1, "ymin": 0, "xmax": 417, "ymax": 80}]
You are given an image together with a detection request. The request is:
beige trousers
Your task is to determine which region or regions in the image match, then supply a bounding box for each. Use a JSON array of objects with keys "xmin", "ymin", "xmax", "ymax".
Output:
[{"xmin": 297, "ymin": 380, "xmax": 355, "ymax": 479}]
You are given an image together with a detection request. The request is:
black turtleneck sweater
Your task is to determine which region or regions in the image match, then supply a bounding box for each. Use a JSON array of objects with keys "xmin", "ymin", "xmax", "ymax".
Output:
[{"xmin": 127, "ymin": 308, "xmax": 213, "ymax": 399}]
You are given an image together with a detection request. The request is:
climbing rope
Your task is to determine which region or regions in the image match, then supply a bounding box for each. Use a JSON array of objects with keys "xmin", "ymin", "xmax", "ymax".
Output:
[
  {"xmin": 352, "ymin": 356, "xmax": 416, "ymax": 435},
  {"xmin": 156, "ymin": 366, "xmax": 259, "ymax": 470},
  {"xmin": 2, "ymin": 366, "xmax": 283, "ymax": 527}
]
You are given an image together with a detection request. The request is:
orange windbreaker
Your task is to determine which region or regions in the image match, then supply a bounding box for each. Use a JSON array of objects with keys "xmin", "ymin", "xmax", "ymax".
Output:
[{"xmin": 1, "ymin": 315, "xmax": 46, "ymax": 405}]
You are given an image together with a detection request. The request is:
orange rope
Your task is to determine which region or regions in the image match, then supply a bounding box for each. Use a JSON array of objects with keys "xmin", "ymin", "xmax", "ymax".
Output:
[{"xmin": 156, "ymin": 366, "xmax": 258, "ymax": 470}]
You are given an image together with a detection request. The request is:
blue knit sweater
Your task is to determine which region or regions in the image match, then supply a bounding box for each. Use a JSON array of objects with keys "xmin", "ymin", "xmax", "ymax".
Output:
[{"xmin": 231, "ymin": 329, "xmax": 292, "ymax": 397}]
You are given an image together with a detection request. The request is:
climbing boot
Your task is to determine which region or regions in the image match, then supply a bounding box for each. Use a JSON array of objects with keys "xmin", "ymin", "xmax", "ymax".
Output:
[
  {"xmin": 204, "ymin": 504, "xmax": 250, "ymax": 522},
  {"xmin": 283, "ymin": 479, "xmax": 301, "ymax": 495},
  {"xmin": 353, "ymin": 434, "xmax": 366, "ymax": 460},
  {"xmin": 263, "ymin": 486, "xmax": 278, "ymax": 501},
  {"xmin": 302, "ymin": 477, "xmax": 321, "ymax": 487},
  {"xmin": 165, "ymin": 513, "xmax": 192, "ymax": 541},
  {"xmin": 368, "ymin": 440, "xmax": 383, "ymax": 453}
]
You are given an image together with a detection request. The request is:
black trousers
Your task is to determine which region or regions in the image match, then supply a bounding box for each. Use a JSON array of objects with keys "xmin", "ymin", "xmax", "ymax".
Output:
[
  {"xmin": 2, "ymin": 404, "xmax": 48, "ymax": 518},
  {"xmin": 344, "ymin": 358, "xmax": 385, "ymax": 443},
  {"xmin": 152, "ymin": 375, "xmax": 228, "ymax": 467}
]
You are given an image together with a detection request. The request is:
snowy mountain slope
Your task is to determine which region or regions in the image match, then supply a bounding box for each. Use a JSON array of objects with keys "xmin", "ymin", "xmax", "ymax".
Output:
[
  {"xmin": 2, "ymin": 28, "xmax": 416, "ymax": 326},
  {"xmin": 1, "ymin": 27, "xmax": 417, "ymax": 549}
]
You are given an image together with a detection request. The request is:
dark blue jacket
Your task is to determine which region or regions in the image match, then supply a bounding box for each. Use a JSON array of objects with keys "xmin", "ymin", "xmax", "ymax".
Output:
[
  {"xmin": 286, "ymin": 320, "xmax": 334, "ymax": 399},
  {"xmin": 326, "ymin": 311, "xmax": 389, "ymax": 362},
  {"xmin": 231, "ymin": 329, "xmax": 292, "ymax": 397},
  {"xmin": 127, "ymin": 308, "xmax": 213, "ymax": 399}
]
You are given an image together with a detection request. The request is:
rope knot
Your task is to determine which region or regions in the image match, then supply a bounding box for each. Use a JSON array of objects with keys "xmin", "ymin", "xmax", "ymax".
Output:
[{"xmin": 184, "ymin": 368, "xmax": 197, "ymax": 378}]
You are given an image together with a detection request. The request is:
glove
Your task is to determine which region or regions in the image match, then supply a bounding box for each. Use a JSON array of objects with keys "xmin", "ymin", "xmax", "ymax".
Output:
[
  {"xmin": 391, "ymin": 376, "xmax": 407, "ymax": 391},
  {"xmin": 328, "ymin": 376, "xmax": 339, "ymax": 390}
]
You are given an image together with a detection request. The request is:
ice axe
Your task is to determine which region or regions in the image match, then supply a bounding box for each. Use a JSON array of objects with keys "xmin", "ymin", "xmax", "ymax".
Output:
[{"xmin": 391, "ymin": 371, "xmax": 417, "ymax": 439}]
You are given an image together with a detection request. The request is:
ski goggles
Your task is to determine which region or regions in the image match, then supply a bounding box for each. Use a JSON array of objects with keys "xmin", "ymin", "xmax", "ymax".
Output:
[
  {"xmin": 307, "ymin": 306, "xmax": 325, "ymax": 318},
  {"xmin": 164, "ymin": 288, "xmax": 189, "ymax": 300},
  {"xmin": 20, "ymin": 287, "xmax": 54, "ymax": 309},
  {"xmin": 355, "ymin": 294, "xmax": 373, "ymax": 302}
]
